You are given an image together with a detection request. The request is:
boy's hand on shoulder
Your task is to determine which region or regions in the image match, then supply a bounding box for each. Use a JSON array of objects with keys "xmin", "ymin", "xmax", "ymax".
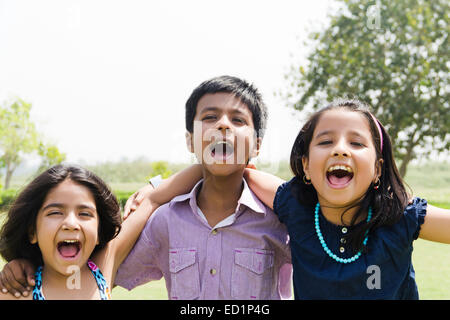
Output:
[
  {"xmin": 123, "ymin": 184, "xmax": 155, "ymax": 220},
  {"xmin": 0, "ymin": 259, "xmax": 35, "ymax": 298}
]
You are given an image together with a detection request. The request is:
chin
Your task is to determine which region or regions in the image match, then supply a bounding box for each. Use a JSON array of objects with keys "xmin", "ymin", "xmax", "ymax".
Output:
[{"xmin": 204, "ymin": 163, "xmax": 246, "ymax": 177}]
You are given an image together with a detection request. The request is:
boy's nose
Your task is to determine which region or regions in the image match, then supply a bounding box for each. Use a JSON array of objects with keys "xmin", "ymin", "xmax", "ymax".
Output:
[{"xmin": 216, "ymin": 115, "xmax": 232, "ymax": 131}]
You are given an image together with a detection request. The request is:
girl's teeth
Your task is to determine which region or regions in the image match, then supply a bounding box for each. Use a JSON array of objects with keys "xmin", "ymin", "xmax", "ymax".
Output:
[{"xmin": 328, "ymin": 165, "xmax": 353, "ymax": 173}]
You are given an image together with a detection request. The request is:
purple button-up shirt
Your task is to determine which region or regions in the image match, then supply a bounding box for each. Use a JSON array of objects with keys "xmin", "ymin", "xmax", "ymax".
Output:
[{"xmin": 115, "ymin": 179, "xmax": 292, "ymax": 300}]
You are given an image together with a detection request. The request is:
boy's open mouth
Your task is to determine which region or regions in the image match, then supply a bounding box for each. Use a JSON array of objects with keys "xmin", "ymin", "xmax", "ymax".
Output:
[
  {"xmin": 57, "ymin": 240, "xmax": 81, "ymax": 259},
  {"xmin": 210, "ymin": 140, "xmax": 234, "ymax": 160},
  {"xmin": 326, "ymin": 165, "xmax": 354, "ymax": 188}
]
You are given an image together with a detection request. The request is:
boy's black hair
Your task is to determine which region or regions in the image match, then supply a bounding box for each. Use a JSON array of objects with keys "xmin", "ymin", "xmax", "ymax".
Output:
[
  {"xmin": 185, "ymin": 75, "xmax": 268, "ymax": 138},
  {"xmin": 0, "ymin": 164, "xmax": 122, "ymax": 267},
  {"xmin": 289, "ymin": 98, "xmax": 409, "ymax": 253}
]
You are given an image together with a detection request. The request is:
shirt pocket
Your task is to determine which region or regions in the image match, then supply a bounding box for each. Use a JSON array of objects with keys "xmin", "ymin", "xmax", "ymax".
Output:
[
  {"xmin": 231, "ymin": 248, "xmax": 274, "ymax": 300},
  {"xmin": 169, "ymin": 248, "xmax": 200, "ymax": 300}
]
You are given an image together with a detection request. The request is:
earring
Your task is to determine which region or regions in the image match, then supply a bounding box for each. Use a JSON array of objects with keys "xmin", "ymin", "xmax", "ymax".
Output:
[
  {"xmin": 303, "ymin": 175, "xmax": 312, "ymax": 185},
  {"xmin": 373, "ymin": 179, "xmax": 380, "ymax": 190}
]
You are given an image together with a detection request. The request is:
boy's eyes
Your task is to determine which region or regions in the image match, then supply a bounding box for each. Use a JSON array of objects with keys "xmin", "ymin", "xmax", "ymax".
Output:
[
  {"xmin": 202, "ymin": 115, "xmax": 216, "ymax": 121},
  {"xmin": 201, "ymin": 115, "xmax": 247, "ymax": 124}
]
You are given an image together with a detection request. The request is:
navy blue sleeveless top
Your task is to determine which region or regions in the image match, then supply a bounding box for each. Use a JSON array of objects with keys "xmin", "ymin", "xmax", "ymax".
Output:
[{"xmin": 274, "ymin": 177, "xmax": 427, "ymax": 300}]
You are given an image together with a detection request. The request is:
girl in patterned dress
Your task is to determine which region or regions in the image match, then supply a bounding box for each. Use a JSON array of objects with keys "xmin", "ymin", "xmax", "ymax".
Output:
[{"xmin": 0, "ymin": 164, "xmax": 156, "ymax": 299}]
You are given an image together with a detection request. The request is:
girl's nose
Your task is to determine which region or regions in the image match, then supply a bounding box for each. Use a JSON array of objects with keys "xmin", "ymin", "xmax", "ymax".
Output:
[
  {"xmin": 62, "ymin": 212, "xmax": 80, "ymax": 231},
  {"xmin": 332, "ymin": 138, "xmax": 350, "ymax": 157}
]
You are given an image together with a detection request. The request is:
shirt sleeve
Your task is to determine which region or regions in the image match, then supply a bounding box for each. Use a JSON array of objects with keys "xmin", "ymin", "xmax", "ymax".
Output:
[
  {"xmin": 403, "ymin": 197, "xmax": 427, "ymax": 242},
  {"xmin": 114, "ymin": 207, "xmax": 168, "ymax": 290},
  {"xmin": 273, "ymin": 178, "xmax": 296, "ymax": 224}
]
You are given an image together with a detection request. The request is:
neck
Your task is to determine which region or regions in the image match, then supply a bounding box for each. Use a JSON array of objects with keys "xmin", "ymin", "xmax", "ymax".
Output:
[
  {"xmin": 197, "ymin": 170, "xmax": 244, "ymax": 226},
  {"xmin": 319, "ymin": 203, "xmax": 366, "ymax": 226},
  {"xmin": 40, "ymin": 262, "xmax": 93, "ymax": 299}
]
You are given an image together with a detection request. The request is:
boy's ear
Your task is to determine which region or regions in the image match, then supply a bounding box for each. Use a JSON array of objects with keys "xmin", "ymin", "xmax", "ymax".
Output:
[
  {"xmin": 185, "ymin": 131, "xmax": 194, "ymax": 153},
  {"xmin": 250, "ymin": 137, "xmax": 262, "ymax": 158},
  {"xmin": 301, "ymin": 156, "xmax": 310, "ymax": 179}
]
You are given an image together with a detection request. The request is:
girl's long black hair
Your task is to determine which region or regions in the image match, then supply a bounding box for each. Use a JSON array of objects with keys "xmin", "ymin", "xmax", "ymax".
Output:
[
  {"xmin": 290, "ymin": 99, "xmax": 410, "ymax": 253},
  {"xmin": 0, "ymin": 164, "xmax": 122, "ymax": 267}
]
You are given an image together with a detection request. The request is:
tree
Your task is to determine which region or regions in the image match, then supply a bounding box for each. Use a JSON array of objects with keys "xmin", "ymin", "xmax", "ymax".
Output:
[
  {"xmin": 0, "ymin": 98, "xmax": 65, "ymax": 188},
  {"xmin": 285, "ymin": 0, "xmax": 449, "ymax": 177},
  {"xmin": 37, "ymin": 142, "xmax": 67, "ymax": 173}
]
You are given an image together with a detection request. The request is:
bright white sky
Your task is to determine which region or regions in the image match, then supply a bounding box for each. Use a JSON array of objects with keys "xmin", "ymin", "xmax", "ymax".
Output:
[{"xmin": 0, "ymin": 0, "xmax": 340, "ymax": 165}]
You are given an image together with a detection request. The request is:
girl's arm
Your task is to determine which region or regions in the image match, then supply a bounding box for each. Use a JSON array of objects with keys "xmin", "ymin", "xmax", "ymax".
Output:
[
  {"xmin": 123, "ymin": 164, "xmax": 203, "ymax": 218},
  {"xmin": 243, "ymin": 168, "xmax": 285, "ymax": 210},
  {"xmin": 419, "ymin": 205, "xmax": 450, "ymax": 244}
]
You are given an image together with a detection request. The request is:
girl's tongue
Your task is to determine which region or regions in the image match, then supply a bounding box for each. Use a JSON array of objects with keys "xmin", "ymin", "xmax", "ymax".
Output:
[{"xmin": 58, "ymin": 242, "xmax": 80, "ymax": 258}]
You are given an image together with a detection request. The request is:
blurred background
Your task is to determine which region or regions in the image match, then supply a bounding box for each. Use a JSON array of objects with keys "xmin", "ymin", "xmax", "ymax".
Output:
[{"xmin": 0, "ymin": 0, "xmax": 449, "ymax": 299}]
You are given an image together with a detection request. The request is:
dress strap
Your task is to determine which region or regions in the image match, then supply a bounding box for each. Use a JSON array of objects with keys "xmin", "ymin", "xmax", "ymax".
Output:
[
  {"xmin": 32, "ymin": 266, "xmax": 45, "ymax": 300},
  {"xmin": 32, "ymin": 260, "xmax": 111, "ymax": 300},
  {"xmin": 87, "ymin": 259, "xmax": 111, "ymax": 300}
]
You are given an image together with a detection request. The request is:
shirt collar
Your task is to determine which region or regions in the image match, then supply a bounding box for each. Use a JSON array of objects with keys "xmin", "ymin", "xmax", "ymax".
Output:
[{"xmin": 169, "ymin": 178, "xmax": 267, "ymax": 216}]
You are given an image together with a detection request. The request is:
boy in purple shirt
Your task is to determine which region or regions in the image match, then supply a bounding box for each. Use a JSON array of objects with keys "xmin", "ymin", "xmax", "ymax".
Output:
[
  {"xmin": 116, "ymin": 75, "xmax": 292, "ymax": 299},
  {"xmin": 0, "ymin": 75, "xmax": 291, "ymax": 300}
]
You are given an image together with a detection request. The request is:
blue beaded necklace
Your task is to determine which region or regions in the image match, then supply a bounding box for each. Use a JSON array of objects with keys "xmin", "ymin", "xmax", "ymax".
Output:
[{"xmin": 314, "ymin": 202, "xmax": 372, "ymax": 264}]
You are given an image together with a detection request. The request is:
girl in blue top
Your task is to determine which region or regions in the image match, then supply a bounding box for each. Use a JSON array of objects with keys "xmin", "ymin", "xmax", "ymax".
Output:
[
  {"xmin": 245, "ymin": 99, "xmax": 450, "ymax": 299},
  {"xmin": 0, "ymin": 164, "xmax": 156, "ymax": 300}
]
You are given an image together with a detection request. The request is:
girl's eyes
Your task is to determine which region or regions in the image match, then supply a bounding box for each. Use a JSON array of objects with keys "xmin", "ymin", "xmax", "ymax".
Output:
[
  {"xmin": 351, "ymin": 142, "xmax": 365, "ymax": 147},
  {"xmin": 46, "ymin": 211, "xmax": 94, "ymax": 217},
  {"xmin": 316, "ymin": 140, "xmax": 365, "ymax": 147},
  {"xmin": 79, "ymin": 212, "xmax": 94, "ymax": 217},
  {"xmin": 47, "ymin": 211, "xmax": 63, "ymax": 216}
]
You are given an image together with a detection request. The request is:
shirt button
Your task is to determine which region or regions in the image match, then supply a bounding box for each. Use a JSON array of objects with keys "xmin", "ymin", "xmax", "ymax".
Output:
[
  {"xmin": 210, "ymin": 268, "xmax": 217, "ymax": 275},
  {"xmin": 341, "ymin": 227, "xmax": 348, "ymax": 234},
  {"xmin": 339, "ymin": 247, "xmax": 345, "ymax": 253},
  {"xmin": 340, "ymin": 238, "xmax": 346, "ymax": 244},
  {"xmin": 211, "ymin": 229, "xmax": 218, "ymax": 235}
]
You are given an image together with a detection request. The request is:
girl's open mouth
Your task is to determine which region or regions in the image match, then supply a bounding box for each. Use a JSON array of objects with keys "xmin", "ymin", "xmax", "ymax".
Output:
[
  {"xmin": 57, "ymin": 240, "xmax": 81, "ymax": 259},
  {"xmin": 326, "ymin": 165, "xmax": 354, "ymax": 188}
]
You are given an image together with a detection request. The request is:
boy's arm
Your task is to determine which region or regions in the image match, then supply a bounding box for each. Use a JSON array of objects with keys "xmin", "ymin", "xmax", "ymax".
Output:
[
  {"xmin": 0, "ymin": 259, "xmax": 36, "ymax": 298},
  {"xmin": 419, "ymin": 204, "xmax": 450, "ymax": 244},
  {"xmin": 124, "ymin": 164, "xmax": 203, "ymax": 218},
  {"xmin": 243, "ymin": 168, "xmax": 285, "ymax": 210}
]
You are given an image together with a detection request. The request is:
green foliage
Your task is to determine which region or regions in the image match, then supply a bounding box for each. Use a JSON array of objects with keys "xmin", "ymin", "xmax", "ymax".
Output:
[
  {"xmin": 37, "ymin": 142, "xmax": 66, "ymax": 173},
  {"xmin": 0, "ymin": 98, "xmax": 66, "ymax": 188},
  {"xmin": 285, "ymin": 0, "xmax": 449, "ymax": 177},
  {"xmin": 0, "ymin": 189, "xmax": 18, "ymax": 211},
  {"xmin": 0, "ymin": 98, "xmax": 40, "ymax": 188},
  {"xmin": 86, "ymin": 159, "xmax": 186, "ymax": 184}
]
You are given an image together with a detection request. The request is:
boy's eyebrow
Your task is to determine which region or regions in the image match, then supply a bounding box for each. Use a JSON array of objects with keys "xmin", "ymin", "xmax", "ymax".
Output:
[
  {"xmin": 41, "ymin": 203, "xmax": 96, "ymax": 211},
  {"xmin": 199, "ymin": 106, "xmax": 249, "ymax": 115}
]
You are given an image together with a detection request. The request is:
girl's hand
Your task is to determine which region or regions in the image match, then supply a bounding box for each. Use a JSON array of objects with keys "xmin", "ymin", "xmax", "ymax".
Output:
[
  {"xmin": 0, "ymin": 259, "xmax": 35, "ymax": 298},
  {"xmin": 123, "ymin": 184, "xmax": 155, "ymax": 220}
]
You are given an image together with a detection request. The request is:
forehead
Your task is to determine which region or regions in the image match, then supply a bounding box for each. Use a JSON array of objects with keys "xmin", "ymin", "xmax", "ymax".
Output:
[
  {"xmin": 196, "ymin": 92, "xmax": 252, "ymax": 117},
  {"xmin": 41, "ymin": 179, "xmax": 96, "ymax": 207},
  {"xmin": 314, "ymin": 109, "xmax": 372, "ymax": 137}
]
